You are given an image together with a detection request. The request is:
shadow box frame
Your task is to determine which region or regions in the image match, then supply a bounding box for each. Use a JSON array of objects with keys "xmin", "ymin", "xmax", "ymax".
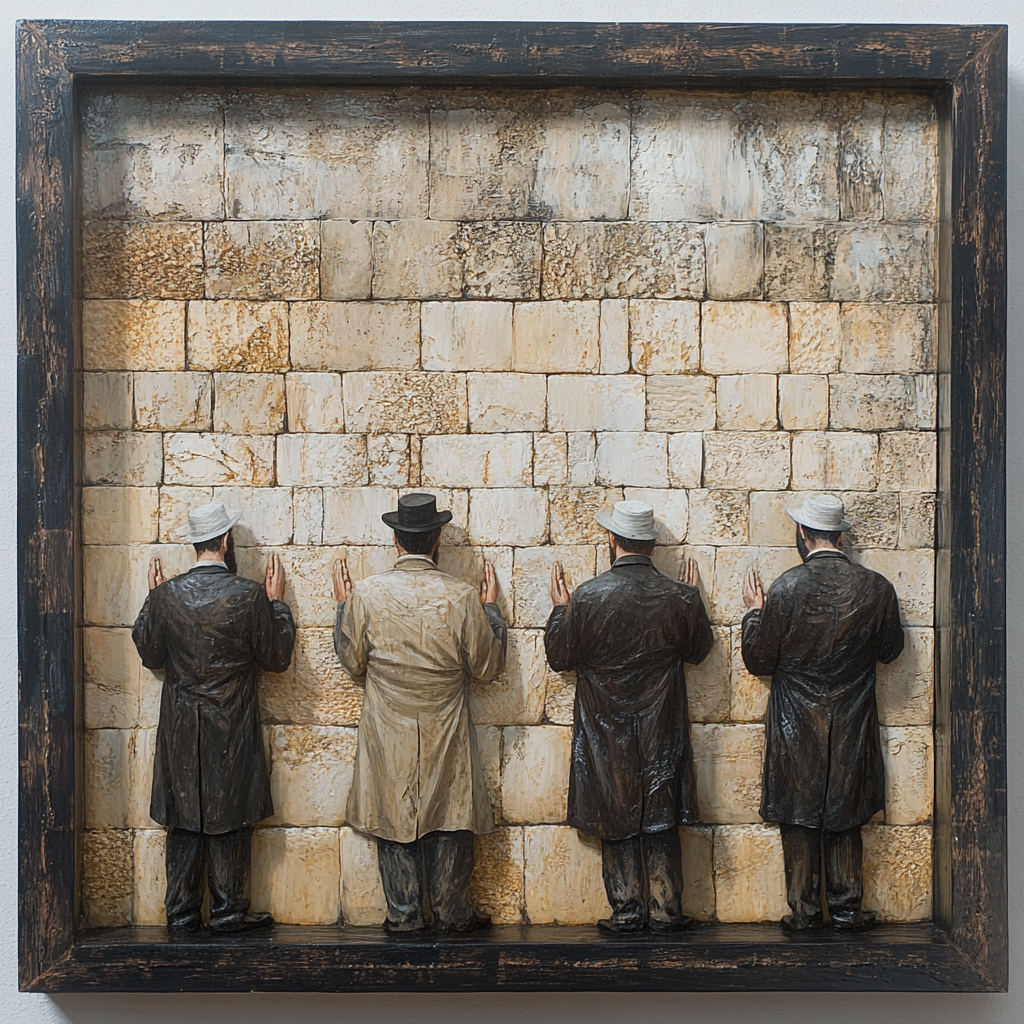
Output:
[{"xmin": 16, "ymin": 18, "xmax": 1007, "ymax": 994}]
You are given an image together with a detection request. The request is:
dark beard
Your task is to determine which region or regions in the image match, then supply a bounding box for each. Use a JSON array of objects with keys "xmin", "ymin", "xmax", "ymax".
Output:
[
  {"xmin": 224, "ymin": 534, "xmax": 237, "ymax": 574},
  {"xmin": 796, "ymin": 529, "xmax": 810, "ymax": 562},
  {"xmin": 609, "ymin": 542, "xmax": 617, "ymax": 566}
]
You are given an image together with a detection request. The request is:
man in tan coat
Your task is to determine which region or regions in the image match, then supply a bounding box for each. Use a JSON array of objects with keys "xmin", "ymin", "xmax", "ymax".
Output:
[{"xmin": 333, "ymin": 492, "xmax": 506, "ymax": 934}]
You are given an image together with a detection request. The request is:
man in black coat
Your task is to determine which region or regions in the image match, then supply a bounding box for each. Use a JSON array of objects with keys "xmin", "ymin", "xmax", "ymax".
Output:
[
  {"xmin": 544, "ymin": 500, "xmax": 715, "ymax": 933},
  {"xmin": 742, "ymin": 493, "xmax": 905, "ymax": 933},
  {"xmin": 133, "ymin": 501, "xmax": 296, "ymax": 934}
]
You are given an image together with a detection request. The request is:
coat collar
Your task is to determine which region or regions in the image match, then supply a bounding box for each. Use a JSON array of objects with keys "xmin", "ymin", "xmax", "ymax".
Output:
[
  {"xmin": 611, "ymin": 554, "xmax": 653, "ymax": 568},
  {"xmin": 188, "ymin": 562, "xmax": 231, "ymax": 574},
  {"xmin": 395, "ymin": 554, "xmax": 439, "ymax": 571},
  {"xmin": 805, "ymin": 549, "xmax": 849, "ymax": 563}
]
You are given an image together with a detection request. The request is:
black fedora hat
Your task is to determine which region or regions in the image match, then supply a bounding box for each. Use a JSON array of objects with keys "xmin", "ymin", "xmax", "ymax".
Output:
[{"xmin": 381, "ymin": 492, "xmax": 453, "ymax": 533}]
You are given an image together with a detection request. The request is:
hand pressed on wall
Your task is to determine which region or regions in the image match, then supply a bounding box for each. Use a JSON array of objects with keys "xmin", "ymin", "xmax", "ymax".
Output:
[
  {"xmin": 479, "ymin": 562, "xmax": 498, "ymax": 605},
  {"xmin": 265, "ymin": 553, "xmax": 286, "ymax": 602},
  {"xmin": 550, "ymin": 561, "xmax": 572, "ymax": 607},
  {"xmin": 332, "ymin": 558, "xmax": 353, "ymax": 603},
  {"xmin": 678, "ymin": 558, "xmax": 701, "ymax": 590},
  {"xmin": 743, "ymin": 567, "xmax": 765, "ymax": 611},
  {"xmin": 147, "ymin": 557, "xmax": 164, "ymax": 590}
]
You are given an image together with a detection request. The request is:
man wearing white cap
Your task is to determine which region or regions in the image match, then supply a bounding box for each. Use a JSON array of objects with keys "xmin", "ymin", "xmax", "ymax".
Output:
[
  {"xmin": 133, "ymin": 502, "xmax": 295, "ymax": 934},
  {"xmin": 742, "ymin": 493, "xmax": 905, "ymax": 934},
  {"xmin": 544, "ymin": 499, "xmax": 714, "ymax": 933}
]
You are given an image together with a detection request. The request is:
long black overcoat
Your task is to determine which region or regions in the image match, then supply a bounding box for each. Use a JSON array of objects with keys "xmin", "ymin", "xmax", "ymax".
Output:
[
  {"xmin": 132, "ymin": 563, "xmax": 296, "ymax": 834},
  {"xmin": 741, "ymin": 550, "xmax": 905, "ymax": 832},
  {"xmin": 544, "ymin": 555, "xmax": 715, "ymax": 841}
]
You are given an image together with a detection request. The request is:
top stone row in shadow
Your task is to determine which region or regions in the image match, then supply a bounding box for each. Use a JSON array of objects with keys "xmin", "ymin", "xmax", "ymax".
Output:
[{"xmin": 81, "ymin": 88, "xmax": 937, "ymax": 225}]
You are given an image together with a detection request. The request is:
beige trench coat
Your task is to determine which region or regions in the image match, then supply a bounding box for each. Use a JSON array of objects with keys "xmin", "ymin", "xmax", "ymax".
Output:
[{"xmin": 335, "ymin": 555, "xmax": 506, "ymax": 843}]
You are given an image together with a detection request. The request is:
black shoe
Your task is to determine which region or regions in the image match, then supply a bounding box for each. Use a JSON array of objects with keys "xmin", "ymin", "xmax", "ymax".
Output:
[
  {"xmin": 383, "ymin": 916, "xmax": 427, "ymax": 934},
  {"xmin": 648, "ymin": 915, "xmax": 695, "ymax": 934},
  {"xmin": 832, "ymin": 910, "xmax": 877, "ymax": 932},
  {"xmin": 208, "ymin": 912, "xmax": 274, "ymax": 934},
  {"xmin": 167, "ymin": 916, "xmax": 203, "ymax": 934},
  {"xmin": 780, "ymin": 913, "xmax": 824, "ymax": 934},
  {"xmin": 435, "ymin": 911, "xmax": 491, "ymax": 934},
  {"xmin": 598, "ymin": 916, "xmax": 645, "ymax": 934}
]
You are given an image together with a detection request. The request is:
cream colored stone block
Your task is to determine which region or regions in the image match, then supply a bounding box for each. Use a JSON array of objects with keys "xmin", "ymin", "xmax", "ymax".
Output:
[
  {"xmin": 764, "ymin": 225, "xmax": 831, "ymax": 301},
  {"xmin": 716, "ymin": 375, "xmax": 778, "ymax": 430},
  {"xmin": 629, "ymin": 299, "xmax": 701, "ymax": 374},
  {"xmin": 460, "ymin": 221, "xmax": 542, "ymax": 300},
  {"xmin": 840, "ymin": 303, "xmax": 935, "ymax": 374},
  {"xmin": 415, "ymin": 487, "xmax": 471, "ymax": 548},
  {"xmin": 321, "ymin": 220, "xmax": 372, "ymax": 300},
  {"xmin": 276, "ymin": 435, "xmax": 367, "ymax": 488},
  {"xmin": 82, "ymin": 829, "xmax": 133, "ymax": 928},
  {"xmin": 789, "ymin": 302, "xmax": 841, "ymax": 373},
  {"xmin": 322, "ymin": 487, "xmax": 399, "ymax": 546},
  {"xmin": 898, "ymin": 492, "xmax": 936, "ymax": 549},
  {"xmin": 534, "ymin": 433, "xmax": 568, "ymax": 486},
  {"xmin": 830, "ymin": 225, "xmax": 936, "ymax": 302},
  {"xmin": 549, "ymin": 487, "xmax": 623, "ymax": 545},
  {"xmin": 713, "ymin": 824, "xmax": 789, "ymax": 923},
  {"xmin": 691, "ymin": 724, "xmax": 765, "ymax": 824},
  {"xmin": 884, "ymin": 95, "xmax": 938, "ymax": 221},
  {"xmin": 291, "ymin": 302, "xmax": 420, "ymax": 372},
  {"xmin": 158, "ymin": 485, "xmax": 213, "ymax": 542},
  {"xmin": 83, "ymin": 486, "xmax": 159, "ymax": 546},
  {"xmin": 877, "ymin": 628, "xmax": 933, "ymax": 726},
  {"xmin": 599, "ymin": 299, "xmax": 629, "ymax": 374},
  {"xmin": 702, "ymin": 302, "xmax": 789, "ymax": 374},
  {"xmin": 644, "ymin": 377, "xmax": 715, "ymax": 434},
  {"xmin": 475, "ymin": 724, "xmax": 504, "ymax": 823},
  {"xmin": 706, "ymin": 222, "xmax": 764, "ymax": 300},
  {"xmin": 83, "ymin": 220, "xmax": 204, "ymax": 299},
  {"xmin": 251, "ymin": 827, "xmax": 341, "ymax": 925},
  {"xmin": 842, "ymin": 492, "xmax": 901, "ymax": 549},
  {"xmin": 213, "ymin": 373, "xmax": 286, "ymax": 434},
  {"xmin": 622, "ymin": 487, "xmax": 689, "ymax": 545},
  {"xmin": 267, "ymin": 725, "xmax": 357, "ymax": 826},
  {"xmin": 421, "ymin": 302, "xmax": 512, "ymax": 372},
  {"xmin": 548, "ymin": 375, "xmax": 645, "ymax": 432},
  {"xmin": 471, "ymin": 828, "xmax": 526, "ymax": 924},
  {"xmin": 128, "ymin": 727, "xmax": 159, "ymax": 828},
  {"xmin": 85, "ymin": 729, "xmax": 132, "ymax": 828},
  {"xmin": 779, "ymin": 374, "xmax": 828, "ymax": 430},
  {"xmin": 680, "ymin": 825, "xmax": 716, "ymax": 921},
  {"xmin": 703, "ymin": 432, "xmax": 790, "ymax": 490},
  {"xmin": 881, "ymin": 726, "xmax": 933, "ymax": 825},
  {"xmin": 688, "ymin": 490, "xmax": 749, "ymax": 546},
  {"xmin": 502, "ymin": 725, "xmax": 571, "ymax": 824},
  {"xmin": 84, "ymin": 543, "xmax": 194, "ymax": 628},
  {"xmin": 84, "ymin": 432, "xmax": 163, "ymax": 487},
  {"xmin": 84, "ymin": 372, "xmax": 133, "ymax": 430},
  {"xmin": 668, "ymin": 433, "xmax": 703, "ymax": 488},
  {"xmin": 133, "ymin": 371, "xmax": 212, "ymax": 431},
  {"xmin": 211, "ymin": 486, "xmax": 293, "ymax": 546},
  {"xmin": 470, "ymin": 629, "xmax": 546, "ymax": 727},
  {"xmin": 512, "ymin": 301, "xmax": 600, "ymax": 374},
  {"xmin": 133, "ymin": 829, "xmax": 167, "ymax": 925},
  {"xmin": 366, "ymin": 436, "xmax": 409, "ymax": 487},
  {"xmin": 544, "ymin": 670, "xmax": 576, "ymax": 727},
  {"xmin": 83, "ymin": 300, "xmax": 186, "ymax": 372},
  {"xmin": 523, "ymin": 826, "xmax": 611, "ymax": 924},
  {"xmin": 84, "ymin": 628, "xmax": 142, "ymax": 729},
  {"xmin": 468, "ymin": 373, "xmax": 546, "ymax": 432},
  {"xmin": 595, "ymin": 433, "xmax": 668, "ymax": 487},
  {"xmin": 284, "ymin": 373, "xmax": 344, "ymax": 433},
  {"xmin": 468, "ymin": 489, "xmax": 548, "ymax": 547},
  {"xmin": 205, "ymin": 221, "xmax": 319, "ymax": 300},
  {"xmin": 748, "ymin": 492, "xmax": 796, "ymax": 547},
  {"xmin": 878, "ymin": 432, "xmax": 937, "ymax": 492},
  {"xmin": 513, "ymin": 546, "xmax": 596, "ymax": 629},
  {"xmin": 567, "ymin": 432, "xmax": 597, "ymax": 486},
  {"xmin": 186, "ymin": 300, "xmax": 289, "ymax": 372},
  {"xmin": 344, "ymin": 371, "xmax": 468, "ymax": 435},
  {"xmin": 339, "ymin": 826, "xmax": 387, "ymax": 926},
  {"xmin": 861, "ymin": 824, "xmax": 932, "ymax": 922},
  {"xmin": 421, "ymin": 434, "xmax": 532, "ymax": 488},
  {"xmin": 730, "ymin": 626, "xmax": 771, "ymax": 722},
  {"xmin": 292, "ymin": 487, "xmax": 324, "ymax": 546},
  {"xmin": 830, "ymin": 374, "xmax": 935, "ymax": 431},
  {"xmin": 373, "ymin": 220, "xmax": 461, "ymax": 299},
  {"xmin": 163, "ymin": 433, "xmax": 275, "ymax": 486},
  {"xmin": 711, "ymin": 546, "xmax": 802, "ymax": 626},
  {"xmin": 838, "ymin": 94, "xmax": 884, "ymax": 221},
  {"xmin": 685, "ymin": 626, "xmax": 731, "ymax": 723},
  {"xmin": 791, "ymin": 431, "xmax": 878, "ymax": 490},
  {"xmin": 856, "ymin": 548, "xmax": 935, "ymax": 626}
]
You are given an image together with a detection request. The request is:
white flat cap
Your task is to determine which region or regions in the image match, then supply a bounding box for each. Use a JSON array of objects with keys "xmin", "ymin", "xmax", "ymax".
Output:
[
  {"xmin": 787, "ymin": 494, "xmax": 852, "ymax": 533},
  {"xmin": 594, "ymin": 500, "xmax": 659, "ymax": 542},
  {"xmin": 187, "ymin": 501, "xmax": 243, "ymax": 544}
]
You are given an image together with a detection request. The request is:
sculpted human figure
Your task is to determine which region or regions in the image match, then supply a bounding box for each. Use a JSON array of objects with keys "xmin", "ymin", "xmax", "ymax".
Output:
[
  {"xmin": 132, "ymin": 502, "xmax": 296, "ymax": 933},
  {"xmin": 741, "ymin": 493, "xmax": 905, "ymax": 934},
  {"xmin": 543, "ymin": 500, "xmax": 715, "ymax": 933},
  {"xmin": 332, "ymin": 492, "xmax": 506, "ymax": 933}
]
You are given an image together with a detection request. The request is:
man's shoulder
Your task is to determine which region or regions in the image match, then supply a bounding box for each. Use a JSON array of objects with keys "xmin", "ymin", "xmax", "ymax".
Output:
[
  {"xmin": 164, "ymin": 568, "xmax": 261, "ymax": 600},
  {"xmin": 361, "ymin": 565, "xmax": 477, "ymax": 602},
  {"xmin": 577, "ymin": 564, "xmax": 689, "ymax": 600}
]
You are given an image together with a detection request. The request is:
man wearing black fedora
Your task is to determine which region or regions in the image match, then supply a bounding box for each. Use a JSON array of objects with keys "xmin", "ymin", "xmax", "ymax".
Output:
[
  {"xmin": 332, "ymin": 492, "xmax": 506, "ymax": 933},
  {"xmin": 544, "ymin": 499, "xmax": 715, "ymax": 934},
  {"xmin": 742, "ymin": 493, "xmax": 905, "ymax": 933}
]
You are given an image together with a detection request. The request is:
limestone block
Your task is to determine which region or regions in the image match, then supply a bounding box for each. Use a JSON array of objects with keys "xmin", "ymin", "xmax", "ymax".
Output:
[
  {"xmin": 748, "ymin": 492, "xmax": 795, "ymax": 547},
  {"xmin": 284, "ymin": 372, "xmax": 344, "ymax": 433},
  {"xmin": 685, "ymin": 626, "xmax": 731, "ymax": 723},
  {"xmin": 706, "ymin": 222, "xmax": 764, "ymax": 300},
  {"xmin": 224, "ymin": 89, "xmax": 429, "ymax": 220},
  {"xmin": 595, "ymin": 433, "xmax": 669, "ymax": 488},
  {"xmin": 212, "ymin": 486, "xmax": 293, "ymax": 546},
  {"xmin": 502, "ymin": 725, "xmax": 572, "ymax": 824},
  {"xmin": 534, "ymin": 433, "xmax": 568, "ymax": 486},
  {"xmin": 277, "ymin": 435, "xmax": 368, "ymax": 488},
  {"xmin": 251, "ymin": 827, "xmax": 341, "ymax": 925},
  {"xmin": 83, "ymin": 300, "xmax": 185, "ymax": 371},
  {"xmin": 838, "ymin": 94, "xmax": 885, "ymax": 221},
  {"xmin": 702, "ymin": 302, "xmax": 789, "ymax": 374},
  {"xmin": 763, "ymin": 225, "xmax": 832, "ymax": 301},
  {"xmin": 372, "ymin": 220, "xmax": 461, "ymax": 299},
  {"xmin": 548, "ymin": 375, "xmax": 645, "ymax": 432},
  {"xmin": 212, "ymin": 373, "xmax": 287, "ymax": 434},
  {"xmin": 567, "ymin": 432, "xmax": 597, "ymax": 486},
  {"xmin": 321, "ymin": 220, "xmax": 373, "ymax": 300},
  {"xmin": 158, "ymin": 485, "xmax": 213, "ymax": 543},
  {"xmin": 881, "ymin": 726, "xmax": 934, "ymax": 825},
  {"xmin": 680, "ymin": 825, "xmax": 716, "ymax": 921},
  {"xmin": 344, "ymin": 372, "xmax": 468, "ymax": 435},
  {"xmin": 878, "ymin": 432, "xmax": 936, "ymax": 492},
  {"xmin": 790, "ymin": 431, "xmax": 878, "ymax": 491},
  {"xmin": 629, "ymin": 299, "xmax": 701, "ymax": 374},
  {"xmin": 85, "ymin": 729, "xmax": 132, "ymax": 828},
  {"xmin": 861, "ymin": 824, "xmax": 932, "ymax": 921},
  {"xmin": 711, "ymin": 546, "xmax": 802, "ymax": 626},
  {"xmin": 778, "ymin": 374, "xmax": 828, "ymax": 430},
  {"xmin": 366, "ymin": 436, "xmax": 409, "ymax": 487},
  {"xmin": 688, "ymin": 489, "xmax": 749, "ymax": 546},
  {"xmin": 322, "ymin": 488, "xmax": 399, "ymax": 546},
  {"xmin": 82, "ymin": 486, "xmax": 159, "ymax": 546},
  {"xmin": 713, "ymin": 824, "xmax": 789, "ymax": 923},
  {"xmin": 716, "ymin": 375, "xmax": 778, "ymax": 430},
  {"xmin": 163, "ymin": 433, "xmax": 275, "ymax": 486},
  {"xmin": 422, "ymin": 302, "xmax": 513, "ymax": 372},
  {"xmin": 691, "ymin": 724, "xmax": 765, "ymax": 824},
  {"xmin": 789, "ymin": 302, "xmax": 841, "ymax": 373},
  {"xmin": 468, "ymin": 490, "xmax": 548, "ymax": 547},
  {"xmin": 730, "ymin": 626, "xmax": 771, "ymax": 722},
  {"xmin": 416, "ymin": 488, "xmax": 471, "ymax": 548},
  {"xmin": 513, "ymin": 301, "xmax": 600, "ymax": 374},
  {"xmin": 83, "ymin": 220, "xmax": 204, "ymax": 299},
  {"xmin": 542, "ymin": 222, "xmax": 704, "ymax": 299},
  {"xmin": 82, "ymin": 829, "xmax": 133, "ymax": 928},
  {"xmin": 470, "ymin": 629, "xmax": 547, "ymax": 726},
  {"xmin": 829, "ymin": 374, "xmax": 936, "ymax": 431},
  {"xmin": 84, "ymin": 431, "xmax": 163, "ymax": 486},
  {"xmin": 599, "ymin": 299, "xmax": 629, "ymax": 374},
  {"xmin": 129, "ymin": 728, "xmax": 159, "ymax": 828},
  {"xmin": 544, "ymin": 670, "xmax": 576, "ymax": 727},
  {"xmin": 668, "ymin": 433, "xmax": 704, "ymax": 488},
  {"xmin": 856, "ymin": 548, "xmax": 935, "ymax": 626},
  {"xmin": 549, "ymin": 487, "xmax": 623, "ymax": 545},
  {"xmin": 292, "ymin": 487, "xmax": 324, "ymax": 546},
  {"xmin": 883, "ymin": 94, "xmax": 938, "ymax": 221},
  {"xmin": 512, "ymin": 546, "xmax": 596, "ymax": 628},
  {"xmin": 877, "ymin": 628, "xmax": 934, "ymax": 726},
  {"xmin": 84, "ymin": 372, "xmax": 133, "ymax": 431},
  {"xmin": 622, "ymin": 487, "xmax": 689, "ymax": 545},
  {"xmin": 429, "ymin": 91, "xmax": 629, "ymax": 221},
  {"xmin": 523, "ymin": 826, "xmax": 611, "ymax": 924},
  {"xmin": 468, "ymin": 373, "xmax": 546, "ymax": 432},
  {"xmin": 840, "ymin": 303, "xmax": 935, "ymax": 373},
  {"xmin": 899, "ymin": 492, "xmax": 936, "ymax": 549},
  {"xmin": 421, "ymin": 434, "xmax": 532, "ymax": 488},
  {"xmin": 631, "ymin": 91, "xmax": 839, "ymax": 222},
  {"xmin": 81, "ymin": 88, "xmax": 224, "ymax": 220},
  {"xmin": 471, "ymin": 828, "xmax": 526, "ymax": 924},
  {"xmin": 133, "ymin": 829, "xmax": 167, "ymax": 925},
  {"xmin": 205, "ymin": 221, "xmax": 320, "ymax": 300},
  {"xmin": 339, "ymin": 826, "xmax": 387, "ymax": 926},
  {"xmin": 460, "ymin": 221, "xmax": 543, "ymax": 299},
  {"xmin": 186, "ymin": 300, "xmax": 289, "ymax": 372},
  {"xmin": 703, "ymin": 432, "xmax": 790, "ymax": 490},
  {"xmin": 133, "ymin": 371, "xmax": 212, "ymax": 431},
  {"xmin": 475, "ymin": 725, "xmax": 504, "ymax": 823},
  {"xmin": 85, "ymin": 543, "xmax": 193, "ymax": 627},
  {"xmin": 830, "ymin": 224, "xmax": 936, "ymax": 302},
  {"xmin": 841, "ymin": 491, "xmax": 901, "ymax": 549},
  {"xmin": 291, "ymin": 301, "xmax": 420, "ymax": 372},
  {"xmin": 267, "ymin": 725, "xmax": 357, "ymax": 826},
  {"xmin": 84, "ymin": 627, "xmax": 142, "ymax": 729}
]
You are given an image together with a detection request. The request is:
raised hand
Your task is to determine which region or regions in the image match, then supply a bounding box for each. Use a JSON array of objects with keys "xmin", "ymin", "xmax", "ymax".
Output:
[
  {"xmin": 479, "ymin": 561, "xmax": 498, "ymax": 605},
  {"xmin": 550, "ymin": 561, "xmax": 572, "ymax": 607},
  {"xmin": 679, "ymin": 557, "xmax": 701, "ymax": 590},
  {"xmin": 742, "ymin": 567, "xmax": 765, "ymax": 610},
  {"xmin": 147, "ymin": 557, "xmax": 164, "ymax": 591},
  {"xmin": 332, "ymin": 558, "xmax": 352, "ymax": 603},
  {"xmin": 265, "ymin": 553, "xmax": 286, "ymax": 603}
]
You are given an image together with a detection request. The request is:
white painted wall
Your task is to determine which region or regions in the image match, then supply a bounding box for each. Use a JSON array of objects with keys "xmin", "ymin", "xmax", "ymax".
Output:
[{"xmin": 2, "ymin": 1, "xmax": 1021, "ymax": 1020}]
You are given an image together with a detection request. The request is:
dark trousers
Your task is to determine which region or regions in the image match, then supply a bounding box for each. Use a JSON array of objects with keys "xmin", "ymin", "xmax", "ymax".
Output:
[
  {"xmin": 165, "ymin": 826, "xmax": 251, "ymax": 928},
  {"xmin": 601, "ymin": 828, "xmax": 685, "ymax": 927},
  {"xmin": 780, "ymin": 823, "xmax": 863, "ymax": 921},
  {"xmin": 376, "ymin": 830, "xmax": 475, "ymax": 928}
]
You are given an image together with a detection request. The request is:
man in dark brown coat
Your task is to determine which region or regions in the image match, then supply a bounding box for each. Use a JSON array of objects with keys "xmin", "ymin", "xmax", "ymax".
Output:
[
  {"xmin": 742, "ymin": 494, "xmax": 905, "ymax": 933},
  {"xmin": 133, "ymin": 502, "xmax": 296, "ymax": 934},
  {"xmin": 544, "ymin": 500, "xmax": 714, "ymax": 933}
]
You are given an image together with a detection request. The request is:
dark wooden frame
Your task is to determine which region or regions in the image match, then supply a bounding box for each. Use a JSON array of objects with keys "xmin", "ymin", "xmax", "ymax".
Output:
[{"xmin": 17, "ymin": 19, "xmax": 1007, "ymax": 993}]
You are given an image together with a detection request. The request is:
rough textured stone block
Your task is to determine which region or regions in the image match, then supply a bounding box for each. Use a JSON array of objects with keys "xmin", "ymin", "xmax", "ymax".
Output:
[
  {"xmin": 339, "ymin": 826, "xmax": 387, "ymax": 925},
  {"xmin": 513, "ymin": 301, "xmax": 600, "ymax": 374},
  {"xmin": 877, "ymin": 628, "xmax": 933, "ymax": 726},
  {"xmin": 321, "ymin": 220, "xmax": 373, "ymax": 300},
  {"xmin": 523, "ymin": 826, "xmax": 611, "ymax": 924},
  {"xmin": 365, "ymin": 436, "xmax": 408, "ymax": 487},
  {"xmin": 899, "ymin": 492, "xmax": 936, "ymax": 549},
  {"xmin": 748, "ymin": 491, "xmax": 795, "ymax": 547},
  {"xmin": 713, "ymin": 824, "xmax": 789, "ymax": 923},
  {"xmin": 644, "ymin": 376, "xmax": 715, "ymax": 432},
  {"xmin": 83, "ymin": 486, "xmax": 159, "ymax": 546},
  {"xmin": 884, "ymin": 94, "xmax": 938, "ymax": 221},
  {"xmin": 512, "ymin": 546, "xmax": 596, "ymax": 628},
  {"xmin": 285, "ymin": 372, "xmax": 344, "ymax": 433},
  {"xmin": 878, "ymin": 432, "xmax": 936, "ymax": 492},
  {"xmin": 711, "ymin": 546, "xmax": 802, "ymax": 625},
  {"xmin": 622, "ymin": 487, "xmax": 689, "ymax": 545},
  {"xmin": 668, "ymin": 433, "xmax": 704, "ymax": 488},
  {"xmin": 213, "ymin": 486, "xmax": 293, "ymax": 546},
  {"xmin": 322, "ymin": 488, "xmax": 400, "ymax": 545},
  {"xmin": 702, "ymin": 302, "xmax": 789, "ymax": 374},
  {"xmin": 544, "ymin": 669, "xmax": 576, "ymax": 727},
  {"xmin": 691, "ymin": 724, "xmax": 765, "ymax": 824},
  {"xmin": 345, "ymin": 372, "xmax": 468, "ymax": 435},
  {"xmin": 84, "ymin": 544, "xmax": 193, "ymax": 627},
  {"xmin": 791, "ymin": 432, "xmax": 878, "ymax": 491},
  {"xmin": 158, "ymin": 485, "xmax": 212, "ymax": 542},
  {"xmin": 680, "ymin": 825, "xmax": 716, "ymax": 921},
  {"xmin": 82, "ymin": 829, "xmax": 133, "ymax": 928},
  {"xmin": 881, "ymin": 726, "xmax": 934, "ymax": 825},
  {"xmin": 567, "ymin": 432, "xmax": 597, "ymax": 486},
  {"xmin": 840, "ymin": 492, "xmax": 901, "ymax": 549},
  {"xmin": 85, "ymin": 728, "xmax": 132, "ymax": 828},
  {"xmin": 473, "ymin": 724, "xmax": 504, "ymax": 823},
  {"xmin": 838, "ymin": 94, "xmax": 885, "ymax": 221},
  {"xmin": 468, "ymin": 373, "xmax": 546, "ymax": 432},
  {"xmin": 778, "ymin": 374, "xmax": 828, "ymax": 430},
  {"xmin": 706, "ymin": 222, "xmax": 764, "ymax": 300},
  {"xmin": 292, "ymin": 487, "xmax": 324, "ymax": 546},
  {"xmin": 595, "ymin": 433, "xmax": 669, "ymax": 487},
  {"xmin": 470, "ymin": 629, "xmax": 546, "ymax": 726},
  {"xmin": 502, "ymin": 725, "xmax": 572, "ymax": 824},
  {"xmin": 599, "ymin": 299, "xmax": 629, "ymax": 374},
  {"xmin": 684, "ymin": 626, "xmax": 731, "ymax": 723},
  {"xmin": 730, "ymin": 626, "xmax": 771, "ymax": 722},
  {"xmin": 716, "ymin": 375, "xmax": 778, "ymax": 430},
  {"xmin": 83, "ymin": 300, "xmax": 186, "ymax": 371},
  {"xmin": 629, "ymin": 300, "xmax": 701, "ymax": 374},
  {"xmin": 83, "ymin": 220, "xmax": 204, "ymax": 299},
  {"xmin": 688, "ymin": 489, "xmax": 749, "ymax": 546},
  {"xmin": 789, "ymin": 302, "xmax": 841, "ymax": 373},
  {"xmin": 460, "ymin": 221, "xmax": 542, "ymax": 299},
  {"xmin": 213, "ymin": 373, "xmax": 286, "ymax": 434},
  {"xmin": 857, "ymin": 549, "xmax": 934, "ymax": 627},
  {"xmin": 133, "ymin": 829, "xmax": 167, "ymax": 925},
  {"xmin": 422, "ymin": 302, "xmax": 513, "ymax": 372},
  {"xmin": 534, "ymin": 433, "xmax": 568, "ymax": 486},
  {"xmin": 84, "ymin": 372, "xmax": 133, "ymax": 431},
  {"xmin": 186, "ymin": 300, "xmax": 289, "ymax": 372},
  {"xmin": 763, "ymin": 225, "xmax": 831, "ymax": 301},
  {"xmin": 84, "ymin": 627, "xmax": 142, "ymax": 730},
  {"xmin": 468, "ymin": 490, "xmax": 548, "ymax": 546},
  {"xmin": 830, "ymin": 224, "xmax": 935, "ymax": 302},
  {"xmin": 84, "ymin": 431, "xmax": 163, "ymax": 486},
  {"xmin": 291, "ymin": 302, "xmax": 420, "ymax": 371},
  {"xmin": 267, "ymin": 725, "xmax": 357, "ymax": 826},
  {"xmin": 471, "ymin": 828, "xmax": 526, "ymax": 924},
  {"xmin": 164, "ymin": 433, "xmax": 275, "ymax": 486},
  {"xmin": 704, "ymin": 432, "xmax": 790, "ymax": 490},
  {"xmin": 133, "ymin": 371, "xmax": 212, "ymax": 431},
  {"xmin": 373, "ymin": 220, "xmax": 462, "ymax": 299},
  {"xmin": 829, "ymin": 374, "xmax": 936, "ymax": 431},
  {"xmin": 205, "ymin": 221, "xmax": 320, "ymax": 299},
  {"xmin": 548, "ymin": 375, "xmax": 645, "ymax": 432},
  {"xmin": 861, "ymin": 824, "xmax": 932, "ymax": 921},
  {"xmin": 549, "ymin": 487, "xmax": 623, "ymax": 545},
  {"xmin": 251, "ymin": 827, "xmax": 341, "ymax": 925},
  {"xmin": 840, "ymin": 303, "xmax": 935, "ymax": 373},
  {"xmin": 421, "ymin": 434, "xmax": 532, "ymax": 488},
  {"xmin": 129, "ymin": 728, "xmax": 159, "ymax": 828}
]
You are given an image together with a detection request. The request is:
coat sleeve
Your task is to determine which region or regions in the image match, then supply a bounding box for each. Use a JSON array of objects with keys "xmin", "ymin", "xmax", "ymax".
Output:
[
  {"xmin": 334, "ymin": 589, "xmax": 369, "ymax": 685},
  {"xmin": 877, "ymin": 582, "xmax": 906, "ymax": 665},
  {"xmin": 132, "ymin": 589, "xmax": 167, "ymax": 671},
  {"xmin": 254, "ymin": 590, "xmax": 296, "ymax": 673},
  {"xmin": 741, "ymin": 581, "xmax": 791, "ymax": 676},
  {"xmin": 463, "ymin": 597, "xmax": 506, "ymax": 682},
  {"xmin": 544, "ymin": 603, "xmax": 578, "ymax": 672},
  {"xmin": 682, "ymin": 591, "xmax": 716, "ymax": 665}
]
